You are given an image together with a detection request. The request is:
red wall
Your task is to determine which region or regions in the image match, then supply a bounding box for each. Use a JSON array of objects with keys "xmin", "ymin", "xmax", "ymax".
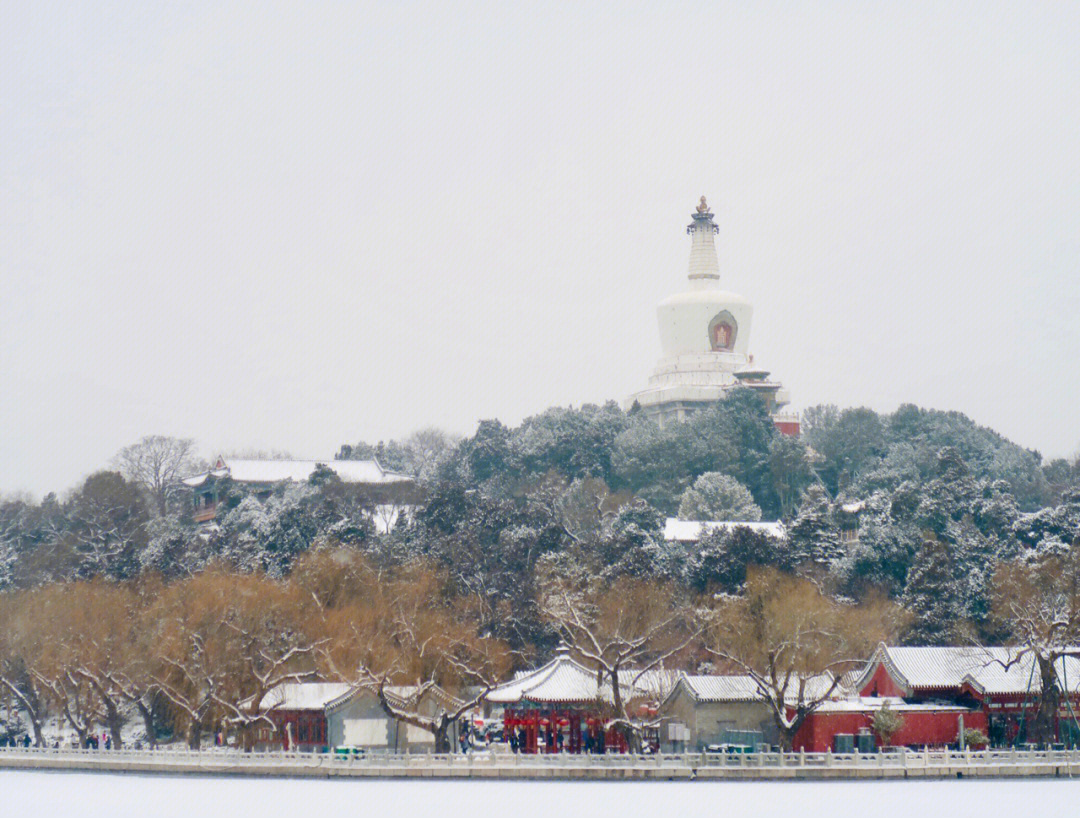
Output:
[
  {"xmin": 774, "ymin": 420, "xmax": 801, "ymax": 437},
  {"xmin": 859, "ymin": 663, "xmax": 907, "ymax": 698},
  {"xmin": 268, "ymin": 710, "xmax": 328, "ymax": 749},
  {"xmin": 792, "ymin": 708, "xmax": 987, "ymax": 752}
]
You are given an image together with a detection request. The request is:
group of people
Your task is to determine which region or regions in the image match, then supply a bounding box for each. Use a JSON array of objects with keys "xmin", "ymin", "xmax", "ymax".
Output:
[
  {"xmin": 83, "ymin": 733, "xmax": 112, "ymax": 750},
  {"xmin": 457, "ymin": 719, "xmax": 500, "ymax": 753},
  {"xmin": 505, "ymin": 726, "xmax": 610, "ymax": 754},
  {"xmin": 4, "ymin": 734, "xmax": 32, "ymax": 748}
]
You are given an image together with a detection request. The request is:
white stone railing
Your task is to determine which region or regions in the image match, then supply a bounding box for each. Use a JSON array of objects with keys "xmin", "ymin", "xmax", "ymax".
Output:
[{"xmin": 2, "ymin": 745, "xmax": 1080, "ymax": 776}]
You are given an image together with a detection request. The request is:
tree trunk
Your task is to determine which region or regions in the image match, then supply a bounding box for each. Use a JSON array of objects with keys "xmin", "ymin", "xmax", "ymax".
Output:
[
  {"xmin": 188, "ymin": 719, "xmax": 202, "ymax": 750},
  {"xmin": 1, "ymin": 679, "xmax": 46, "ymax": 747},
  {"xmin": 772, "ymin": 711, "xmax": 802, "ymax": 751},
  {"xmin": 135, "ymin": 699, "xmax": 156, "ymax": 748},
  {"xmin": 96, "ymin": 688, "xmax": 124, "ymax": 749},
  {"xmin": 238, "ymin": 720, "xmax": 258, "ymax": 752},
  {"xmin": 608, "ymin": 666, "xmax": 640, "ymax": 753},
  {"xmin": 617, "ymin": 722, "xmax": 642, "ymax": 754},
  {"xmin": 27, "ymin": 712, "xmax": 44, "ymax": 748},
  {"xmin": 433, "ymin": 716, "xmax": 453, "ymax": 754},
  {"xmin": 106, "ymin": 708, "xmax": 124, "ymax": 749},
  {"xmin": 1032, "ymin": 654, "xmax": 1061, "ymax": 746}
]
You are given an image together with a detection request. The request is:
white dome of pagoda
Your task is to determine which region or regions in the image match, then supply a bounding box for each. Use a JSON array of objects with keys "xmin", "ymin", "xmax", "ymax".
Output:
[
  {"xmin": 625, "ymin": 197, "xmax": 792, "ymax": 427},
  {"xmin": 656, "ymin": 197, "xmax": 754, "ymax": 357}
]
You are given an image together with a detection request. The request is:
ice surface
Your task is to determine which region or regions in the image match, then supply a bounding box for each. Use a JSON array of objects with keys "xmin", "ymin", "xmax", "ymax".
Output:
[{"xmin": 4, "ymin": 770, "xmax": 1080, "ymax": 818}]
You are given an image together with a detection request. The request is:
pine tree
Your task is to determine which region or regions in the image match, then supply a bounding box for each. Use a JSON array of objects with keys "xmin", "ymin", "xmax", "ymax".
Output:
[
  {"xmin": 901, "ymin": 536, "xmax": 963, "ymax": 645},
  {"xmin": 788, "ymin": 485, "xmax": 842, "ymax": 567}
]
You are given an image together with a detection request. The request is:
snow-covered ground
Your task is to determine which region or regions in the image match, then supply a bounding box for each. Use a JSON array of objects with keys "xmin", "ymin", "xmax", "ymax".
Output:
[{"xmin": 4, "ymin": 770, "xmax": 1080, "ymax": 818}]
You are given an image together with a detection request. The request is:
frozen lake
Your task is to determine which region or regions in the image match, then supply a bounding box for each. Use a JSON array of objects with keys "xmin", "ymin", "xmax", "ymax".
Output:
[{"xmin": 4, "ymin": 769, "xmax": 1080, "ymax": 818}]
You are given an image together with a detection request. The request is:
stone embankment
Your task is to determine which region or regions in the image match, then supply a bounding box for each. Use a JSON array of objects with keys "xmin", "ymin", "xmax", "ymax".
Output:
[{"xmin": 2, "ymin": 747, "xmax": 1079, "ymax": 780}]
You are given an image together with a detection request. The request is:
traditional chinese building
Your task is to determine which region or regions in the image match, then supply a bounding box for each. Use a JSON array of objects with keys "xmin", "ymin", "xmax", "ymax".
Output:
[
  {"xmin": 250, "ymin": 682, "xmax": 462, "ymax": 752},
  {"xmin": 626, "ymin": 198, "xmax": 798, "ymax": 434},
  {"xmin": 856, "ymin": 644, "xmax": 1080, "ymax": 747},
  {"xmin": 182, "ymin": 455, "xmax": 414, "ymax": 524},
  {"xmin": 485, "ymin": 647, "xmax": 648, "ymax": 754},
  {"xmin": 659, "ymin": 674, "xmax": 784, "ymax": 751},
  {"xmin": 660, "ymin": 669, "xmax": 991, "ymax": 752}
]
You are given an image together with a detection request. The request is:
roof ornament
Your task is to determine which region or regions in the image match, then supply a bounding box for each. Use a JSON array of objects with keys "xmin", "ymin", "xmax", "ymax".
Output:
[{"xmin": 696, "ymin": 195, "xmax": 710, "ymax": 214}]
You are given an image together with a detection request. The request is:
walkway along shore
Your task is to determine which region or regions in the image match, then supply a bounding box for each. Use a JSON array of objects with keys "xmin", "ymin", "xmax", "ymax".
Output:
[{"xmin": 3, "ymin": 747, "xmax": 1080, "ymax": 780}]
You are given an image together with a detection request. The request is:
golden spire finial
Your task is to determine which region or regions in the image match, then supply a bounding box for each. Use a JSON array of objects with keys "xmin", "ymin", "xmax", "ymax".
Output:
[{"xmin": 696, "ymin": 196, "xmax": 710, "ymax": 214}]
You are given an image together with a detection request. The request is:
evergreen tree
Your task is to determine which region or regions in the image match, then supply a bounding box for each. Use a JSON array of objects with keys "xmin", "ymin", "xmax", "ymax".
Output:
[
  {"xmin": 788, "ymin": 485, "xmax": 841, "ymax": 567},
  {"xmin": 677, "ymin": 472, "xmax": 762, "ymax": 521},
  {"xmin": 686, "ymin": 526, "xmax": 789, "ymax": 592},
  {"xmin": 901, "ymin": 536, "xmax": 963, "ymax": 645}
]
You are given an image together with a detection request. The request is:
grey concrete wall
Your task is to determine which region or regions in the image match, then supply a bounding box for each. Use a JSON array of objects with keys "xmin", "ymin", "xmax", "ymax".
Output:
[
  {"xmin": 326, "ymin": 691, "xmax": 443, "ymax": 752},
  {"xmin": 661, "ymin": 690, "xmax": 779, "ymax": 750}
]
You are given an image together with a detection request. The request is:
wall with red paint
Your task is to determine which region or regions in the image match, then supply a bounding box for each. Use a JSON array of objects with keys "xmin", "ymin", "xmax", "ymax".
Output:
[
  {"xmin": 858, "ymin": 663, "xmax": 907, "ymax": 698},
  {"xmin": 792, "ymin": 707, "xmax": 987, "ymax": 752}
]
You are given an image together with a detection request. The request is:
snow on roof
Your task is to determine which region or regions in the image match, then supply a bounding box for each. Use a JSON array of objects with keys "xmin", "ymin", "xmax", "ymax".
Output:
[
  {"xmin": 256, "ymin": 683, "xmax": 354, "ymax": 711},
  {"xmin": 838, "ymin": 667, "xmax": 868, "ymax": 693},
  {"xmin": 663, "ymin": 518, "xmax": 786, "ymax": 543},
  {"xmin": 486, "ymin": 650, "xmax": 643, "ymax": 705},
  {"xmin": 963, "ymin": 654, "xmax": 1080, "ymax": 696},
  {"xmin": 812, "ymin": 697, "xmax": 977, "ymax": 714},
  {"xmin": 253, "ymin": 682, "xmax": 463, "ymax": 714},
  {"xmin": 840, "ymin": 501, "xmax": 866, "ymax": 514},
  {"xmin": 182, "ymin": 457, "xmax": 412, "ymax": 487},
  {"xmin": 863, "ymin": 644, "xmax": 1080, "ymax": 696},
  {"xmin": 679, "ymin": 675, "xmax": 762, "ymax": 702},
  {"xmin": 671, "ymin": 673, "xmax": 839, "ymax": 705}
]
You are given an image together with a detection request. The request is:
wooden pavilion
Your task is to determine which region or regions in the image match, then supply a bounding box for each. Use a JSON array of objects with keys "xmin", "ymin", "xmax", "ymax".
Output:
[{"xmin": 485, "ymin": 647, "xmax": 645, "ymax": 753}]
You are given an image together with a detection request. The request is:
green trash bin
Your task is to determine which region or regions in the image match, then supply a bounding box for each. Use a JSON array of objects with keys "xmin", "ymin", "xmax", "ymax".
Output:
[{"xmin": 833, "ymin": 734, "xmax": 855, "ymax": 753}]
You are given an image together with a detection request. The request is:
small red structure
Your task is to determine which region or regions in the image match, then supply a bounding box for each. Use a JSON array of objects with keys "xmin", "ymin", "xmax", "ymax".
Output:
[
  {"xmin": 792, "ymin": 698, "xmax": 986, "ymax": 752},
  {"xmin": 773, "ymin": 419, "xmax": 801, "ymax": 436},
  {"xmin": 249, "ymin": 683, "xmax": 351, "ymax": 751}
]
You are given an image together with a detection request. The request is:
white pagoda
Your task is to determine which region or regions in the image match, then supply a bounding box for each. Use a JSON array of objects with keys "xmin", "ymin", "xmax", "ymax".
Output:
[{"xmin": 626, "ymin": 197, "xmax": 797, "ymax": 433}]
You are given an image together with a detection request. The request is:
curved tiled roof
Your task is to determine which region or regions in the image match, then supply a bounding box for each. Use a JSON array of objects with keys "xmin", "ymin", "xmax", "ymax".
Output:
[
  {"xmin": 255, "ymin": 683, "xmax": 354, "ymax": 711},
  {"xmin": 664, "ymin": 672, "xmax": 840, "ymax": 708},
  {"xmin": 486, "ymin": 652, "xmax": 642, "ymax": 705},
  {"xmin": 859, "ymin": 643, "xmax": 1080, "ymax": 696},
  {"xmin": 679, "ymin": 674, "xmax": 762, "ymax": 702}
]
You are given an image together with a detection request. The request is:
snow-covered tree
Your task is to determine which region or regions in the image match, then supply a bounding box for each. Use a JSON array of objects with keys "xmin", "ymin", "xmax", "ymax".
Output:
[
  {"xmin": 901, "ymin": 536, "xmax": 964, "ymax": 645},
  {"xmin": 320, "ymin": 563, "xmax": 511, "ymax": 754},
  {"xmin": 990, "ymin": 551, "xmax": 1080, "ymax": 744},
  {"xmin": 677, "ymin": 472, "xmax": 762, "ymax": 521},
  {"xmin": 686, "ymin": 525, "xmax": 789, "ymax": 592},
  {"xmin": 788, "ymin": 485, "xmax": 842, "ymax": 567}
]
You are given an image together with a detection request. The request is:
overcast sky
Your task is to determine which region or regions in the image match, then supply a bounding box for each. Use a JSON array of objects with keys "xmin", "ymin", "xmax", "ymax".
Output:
[{"xmin": 2, "ymin": 1, "xmax": 1078, "ymax": 497}]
